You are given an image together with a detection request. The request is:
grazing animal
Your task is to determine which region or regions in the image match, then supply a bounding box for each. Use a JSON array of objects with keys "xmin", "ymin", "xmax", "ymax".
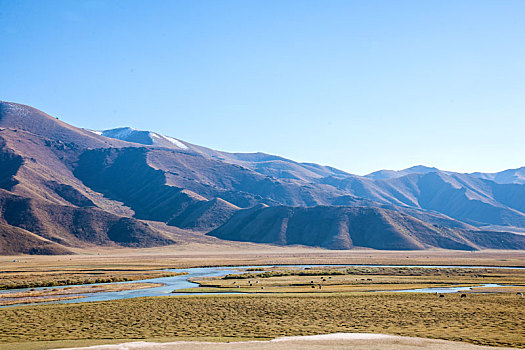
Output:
[
  {"xmin": 439, "ymin": 294, "xmax": 445, "ymax": 298},
  {"xmin": 311, "ymin": 281, "xmax": 314, "ymax": 284},
  {"xmin": 460, "ymin": 294, "xmax": 467, "ymax": 298},
  {"xmin": 517, "ymin": 292, "xmax": 523, "ymax": 297},
  {"xmin": 318, "ymin": 284, "xmax": 322, "ymax": 289},
  {"xmin": 261, "ymin": 287, "xmax": 264, "ymax": 289}
]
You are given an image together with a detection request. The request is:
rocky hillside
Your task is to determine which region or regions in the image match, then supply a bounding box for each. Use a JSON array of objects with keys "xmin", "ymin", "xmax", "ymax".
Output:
[{"xmin": 1, "ymin": 101, "xmax": 524, "ymax": 254}]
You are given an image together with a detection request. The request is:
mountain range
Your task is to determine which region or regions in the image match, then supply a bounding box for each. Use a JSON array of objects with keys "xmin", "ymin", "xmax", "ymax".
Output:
[{"xmin": 1, "ymin": 101, "xmax": 524, "ymax": 254}]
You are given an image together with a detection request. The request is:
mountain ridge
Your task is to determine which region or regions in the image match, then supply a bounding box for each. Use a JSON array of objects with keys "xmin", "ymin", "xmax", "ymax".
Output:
[
  {"xmin": 1, "ymin": 101, "xmax": 524, "ymax": 254},
  {"xmin": 209, "ymin": 205, "xmax": 525, "ymax": 250}
]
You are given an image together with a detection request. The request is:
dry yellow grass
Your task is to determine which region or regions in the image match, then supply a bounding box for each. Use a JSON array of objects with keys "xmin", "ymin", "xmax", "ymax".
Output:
[
  {"xmin": 0, "ymin": 293, "xmax": 524, "ymax": 348},
  {"xmin": 1, "ymin": 250, "xmax": 524, "ymax": 349},
  {"xmin": 0, "ymin": 264, "xmax": 183, "ymax": 290},
  {"xmin": 2, "ymin": 248, "xmax": 525, "ymax": 271}
]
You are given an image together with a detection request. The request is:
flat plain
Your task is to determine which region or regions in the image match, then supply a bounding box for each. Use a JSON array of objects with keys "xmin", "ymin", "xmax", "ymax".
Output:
[{"xmin": 0, "ymin": 248, "xmax": 524, "ymax": 350}]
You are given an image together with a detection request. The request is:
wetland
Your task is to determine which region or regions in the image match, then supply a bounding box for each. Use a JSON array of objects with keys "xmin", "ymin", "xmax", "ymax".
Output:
[{"xmin": 0, "ymin": 251, "xmax": 524, "ymax": 349}]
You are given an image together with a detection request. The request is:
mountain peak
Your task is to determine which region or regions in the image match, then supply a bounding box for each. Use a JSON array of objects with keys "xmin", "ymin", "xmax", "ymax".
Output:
[
  {"xmin": 99, "ymin": 127, "xmax": 188, "ymax": 150},
  {"xmin": 404, "ymin": 165, "xmax": 439, "ymax": 173},
  {"xmin": 471, "ymin": 166, "xmax": 525, "ymax": 185},
  {"xmin": 365, "ymin": 165, "xmax": 440, "ymax": 180},
  {"xmin": 1, "ymin": 101, "xmax": 525, "ymax": 254}
]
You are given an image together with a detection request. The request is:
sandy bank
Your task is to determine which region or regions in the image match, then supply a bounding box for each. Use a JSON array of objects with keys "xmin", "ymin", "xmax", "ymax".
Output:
[{"xmin": 56, "ymin": 333, "xmax": 518, "ymax": 350}]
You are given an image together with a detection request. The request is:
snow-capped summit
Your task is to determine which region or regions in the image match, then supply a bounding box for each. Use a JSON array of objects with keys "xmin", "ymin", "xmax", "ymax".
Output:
[{"xmin": 90, "ymin": 127, "xmax": 188, "ymax": 150}]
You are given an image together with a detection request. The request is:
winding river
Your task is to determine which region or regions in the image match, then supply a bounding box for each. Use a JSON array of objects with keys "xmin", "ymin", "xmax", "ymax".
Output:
[{"xmin": 1, "ymin": 264, "xmax": 523, "ymax": 307}]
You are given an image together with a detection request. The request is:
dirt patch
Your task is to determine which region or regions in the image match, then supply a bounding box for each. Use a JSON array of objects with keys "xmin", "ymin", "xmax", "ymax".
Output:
[{"xmin": 55, "ymin": 333, "xmax": 519, "ymax": 350}]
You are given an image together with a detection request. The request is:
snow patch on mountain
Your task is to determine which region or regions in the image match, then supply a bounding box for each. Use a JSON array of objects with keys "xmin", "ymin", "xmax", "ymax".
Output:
[
  {"xmin": 95, "ymin": 127, "xmax": 188, "ymax": 150},
  {"xmin": 102, "ymin": 127, "xmax": 138, "ymax": 139},
  {"xmin": 163, "ymin": 135, "xmax": 188, "ymax": 149},
  {"xmin": 150, "ymin": 132, "xmax": 188, "ymax": 149}
]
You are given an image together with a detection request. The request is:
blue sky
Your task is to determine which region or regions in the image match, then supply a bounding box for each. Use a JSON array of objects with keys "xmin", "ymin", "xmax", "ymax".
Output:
[{"xmin": 1, "ymin": 0, "xmax": 524, "ymax": 175}]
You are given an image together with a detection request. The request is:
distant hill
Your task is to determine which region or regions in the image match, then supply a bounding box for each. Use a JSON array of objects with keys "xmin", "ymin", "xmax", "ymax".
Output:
[
  {"xmin": 470, "ymin": 167, "xmax": 525, "ymax": 185},
  {"xmin": 1, "ymin": 101, "xmax": 524, "ymax": 254},
  {"xmin": 209, "ymin": 205, "xmax": 525, "ymax": 250},
  {"xmin": 321, "ymin": 171, "xmax": 525, "ymax": 228},
  {"xmin": 365, "ymin": 165, "xmax": 441, "ymax": 180}
]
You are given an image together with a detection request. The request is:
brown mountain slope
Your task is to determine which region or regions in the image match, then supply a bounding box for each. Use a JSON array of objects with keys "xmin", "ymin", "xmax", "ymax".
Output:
[
  {"xmin": 0, "ymin": 102, "xmax": 242, "ymax": 252},
  {"xmin": 0, "ymin": 189, "xmax": 174, "ymax": 248},
  {"xmin": 0, "ymin": 223, "xmax": 72, "ymax": 255},
  {"xmin": 0, "ymin": 104, "xmax": 135, "ymax": 218},
  {"xmin": 167, "ymin": 198, "xmax": 240, "ymax": 231},
  {"xmin": 0, "ymin": 101, "xmax": 116, "ymax": 149},
  {"xmin": 1, "ymin": 101, "xmax": 524, "ymax": 254},
  {"xmin": 320, "ymin": 171, "xmax": 525, "ymax": 228},
  {"xmin": 0, "ymin": 138, "xmax": 23, "ymax": 191},
  {"xmin": 146, "ymin": 148, "xmax": 344, "ymax": 207},
  {"xmin": 209, "ymin": 205, "xmax": 525, "ymax": 250}
]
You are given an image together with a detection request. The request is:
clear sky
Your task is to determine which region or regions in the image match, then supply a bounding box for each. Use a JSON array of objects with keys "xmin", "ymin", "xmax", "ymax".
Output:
[{"xmin": 1, "ymin": 0, "xmax": 524, "ymax": 175}]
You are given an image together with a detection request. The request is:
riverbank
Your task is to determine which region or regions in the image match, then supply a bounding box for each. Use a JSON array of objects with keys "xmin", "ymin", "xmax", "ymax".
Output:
[{"xmin": 0, "ymin": 282, "xmax": 165, "ymax": 306}]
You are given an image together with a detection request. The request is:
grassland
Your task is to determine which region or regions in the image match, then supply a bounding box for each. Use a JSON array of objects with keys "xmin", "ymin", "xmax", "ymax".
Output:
[
  {"xmin": 3, "ymin": 248, "xmax": 525, "ymax": 271},
  {"xmin": 181, "ymin": 266, "xmax": 525, "ymax": 294},
  {"xmin": 1, "ymin": 249, "xmax": 524, "ymax": 349},
  {"xmin": 0, "ymin": 293, "xmax": 524, "ymax": 349},
  {"xmin": 1, "ymin": 249, "xmax": 523, "ymax": 288},
  {"xmin": 0, "ymin": 263, "xmax": 185, "ymax": 290}
]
